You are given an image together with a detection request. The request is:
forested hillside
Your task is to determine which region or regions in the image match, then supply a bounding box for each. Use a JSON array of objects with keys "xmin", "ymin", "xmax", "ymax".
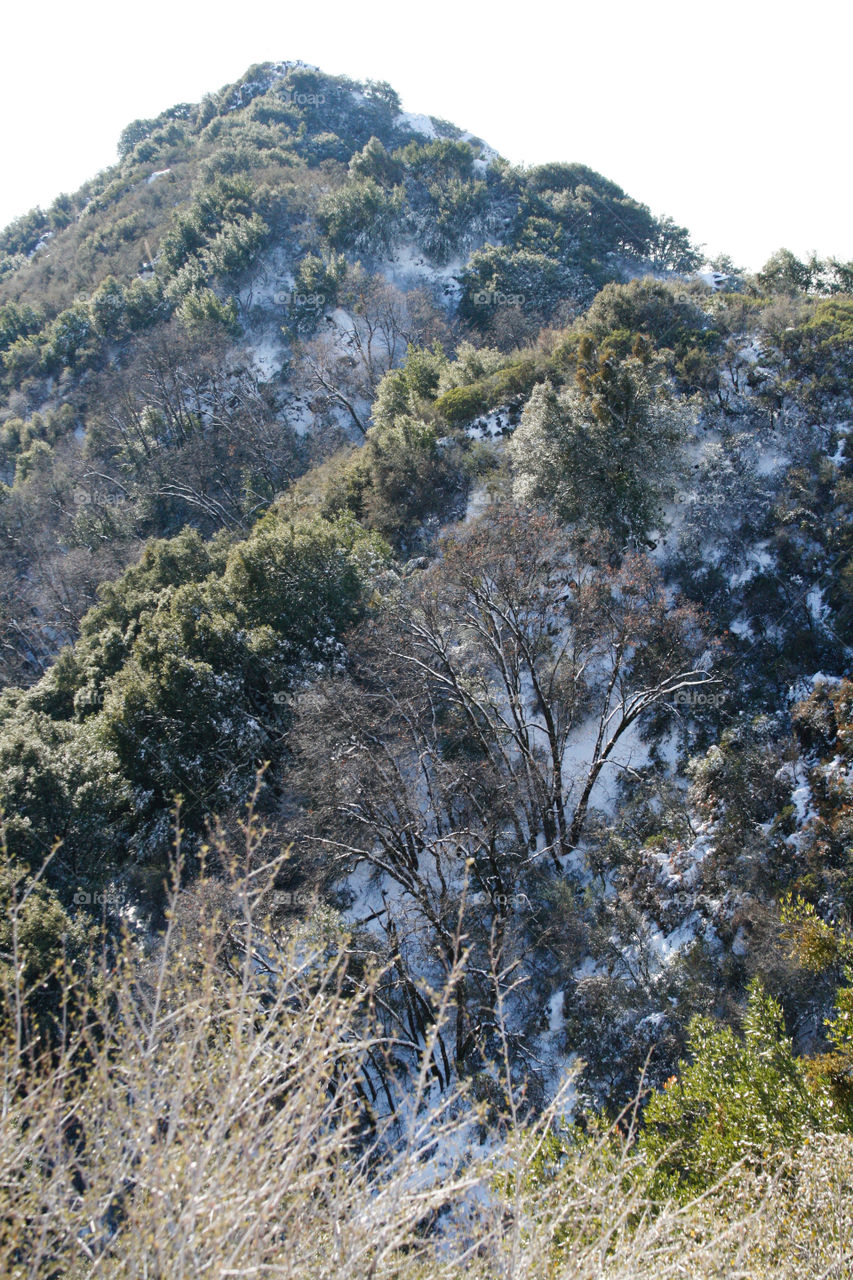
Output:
[{"xmin": 2, "ymin": 60, "xmax": 853, "ymax": 1277}]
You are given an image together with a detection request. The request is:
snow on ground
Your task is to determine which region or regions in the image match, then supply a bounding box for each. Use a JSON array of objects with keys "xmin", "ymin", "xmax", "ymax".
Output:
[
  {"xmin": 807, "ymin": 587, "xmax": 830, "ymax": 623},
  {"xmin": 646, "ymin": 913, "xmax": 705, "ymax": 965},
  {"xmin": 623, "ymin": 904, "xmax": 720, "ymax": 983},
  {"xmin": 238, "ymin": 245, "xmax": 295, "ymax": 313},
  {"xmin": 754, "ymin": 445, "xmax": 790, "ymax": 476},
  {"xmin": 520, "ymin": 988, "xmax": 580, "ymax": 1110},
  {"xmin": 468, "ymin": 137, "xmax": 500, "ymax": 173},
  {"xmin": 694, "ymin": 267, "xmax": 729, "ymax": 291},
  {"xmin": 728, "ymin": 617, "xmax": 754, "ymax": 639},
  {"xmin": 737, "ymin": 338, "xmax": 768, "ymax": 365},
  {"xmin": 31, "ymin": 230, "xmax": 54, "ymax": 256},
  {"xmin": 565, "ymin": 817, "xmax": 724, "ymax": 989},
  {"xmin": 146, "ymin": 169, "xmax": 171, "ymax": 184},
  {"xmin": 547, "ymin": 988, "xmax": 565, "ymax": 1036},
  {"xmin": 282, "ymin": 394, "xmax": 317, "ymax": 437},
  {"xmin": 341, "ymin": 856, "xmax": 396, "ymax": 924},
  {"xmin": 787, "ymin": 672, "xmax": 844, "ymax": 703},
  {"xmin": 395, "ymin": 111, "xmax": 439, "ymax": 139},
  {"xmin": 466, "ymin": 408, "xmax": 512, "ymax": 441},
  {"xmin": 643, "ymin": 820, "xmax": 717, "ymax": 891},
  {"xmin": 383, "ymin": 241, "xmax": 466, "ymax": 303},
  {"xmin": 559, "ymin": 714, "xmax": 662, "ymax": 819},
  {"xmin": 247, "ymin": 332, "xmax": 284, "ymax": 380},
  {"xmin": 465, "ymin": 484, "xmax": 492, "ymax": 523},
  {"xmin": 829, "ymin": 422, "xmax": 852, "ymax": 465},
  {"xmin": 789, "ymin": 764, "xmax": 817, "ymax": 830},
  {"xmin": 727, "ymin": 542, "xmax": 775, "ymax": 588},
  {"xmin": 329, "ymin": 305, "xmax": 356, "ymax": 335}
]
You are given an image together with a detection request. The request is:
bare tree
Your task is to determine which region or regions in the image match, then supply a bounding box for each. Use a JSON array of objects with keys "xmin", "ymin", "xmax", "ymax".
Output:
[
  {"xmin": 295, "ymin": 272, "xmax": 448, "ymax": 437},
  {"xmin": 399, "ymin": 508, "xmax": 717, "ymax": 866},
  {"xmin": 289, "ymin": 506, "xmax": 718, "ymax": 1072}
]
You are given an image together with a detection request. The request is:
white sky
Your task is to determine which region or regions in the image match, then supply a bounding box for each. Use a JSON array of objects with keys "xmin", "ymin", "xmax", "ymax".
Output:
[{"xmin": 0, "ymin": 0, "xmax": 849, "ymax": 271}]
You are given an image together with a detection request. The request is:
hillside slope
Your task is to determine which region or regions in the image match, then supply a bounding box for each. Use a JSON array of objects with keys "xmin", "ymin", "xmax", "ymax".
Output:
[
  {"xmin": 0, "ymin": 60, "xmax": 696, "ymax": 683},
  {"xmin": 2, "ymin": 60, "xmax": 853, "ymax": 1272}
]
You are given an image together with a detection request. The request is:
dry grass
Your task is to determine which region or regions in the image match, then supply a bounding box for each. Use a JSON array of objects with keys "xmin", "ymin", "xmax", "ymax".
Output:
[{"xmin": 2, "ymin": 832, "xmax": 853, "ymax": 1279}]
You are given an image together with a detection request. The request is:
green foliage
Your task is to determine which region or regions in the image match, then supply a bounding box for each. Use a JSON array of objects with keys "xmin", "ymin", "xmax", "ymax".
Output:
[
  {"xmin": 90, "ymin": 274, "xmax": 129, "ymax": 339},
  {"xmin": 123, "ymin": 275, "xmax": 169, "ymax": 329},
  {"xmin": 394, "ymin": 138, "xmax": 475, "ymax": 183},
  {"xmin": 433, "ymin": 383, "xmax": 489, "ymax": 424},
  {"xmin": 580, "ymin": 278, "xmax": 719, "ymax": 367},
  {"xmin": 685, "ymin": 719, "xmax": 788, "ymax": 861},
  {"xmin": 13, "ymin": 438, "xmax": 54, "ymax": 485},
  {"xmin": 81, "ymin": 526, "xmax": 230, "ymax": 646},
  {"xmin": 363, "ymin": 78, "xmax": 401, "ymax": 112},
  {"xmin": 0, "ymin": 404, "xmax": 74, "ymax": 470},
  {"xmin": 2, "ymin": 61, "xmax": 853, "ymax": 1256},
  {"xmin": 284, "ymin": 251, "xmax": 347, "ymax": 333},
  {"xmin": 158, "ymin": 176, "xmax": 256, "ymax": 276},
  {"xmin": 779, "ymin": 296, "xmax": 853, "ymax": 409},
  {"xmin": 42, "ymin": 301, "xmax": 96, "ymax": 369},
  {"xmin": 223, "ymin": 510, "xmax": 386, "ymax": 643},
  {"xmin": 0, "ymin": 515, "xmax": 387, "ymax": 888},
  {"xmin": 757, "ymin": 249, "xmax": 853, "ymax": 297},
  {"xmin": 348, "ymin": 136, "xmax": 403, "ymax": 185},
  {"xmin": 495, "ymin": 161, "xmax": 699, "ymax": 324},
  {"xmin": 166, "ymin": 211, "xmax": 270, "ymax": 301},
  {"xmin": 0, "ymin": 703, "xmax": 130, "ymax": 885},
  {"xmin": 814, "ymin": 976, "xmax": 853, "ymax": 1123},
  {"xmin": 318, "ymin": 178, "xmax": 404, "ymax": 254},
  {"xmin": 118, "ymin": 117, "xmax": 157, "ymax": 158},
  {"xmin": 0, "ymin": 300, "xmax": 44, "ymax": 354},
  {"xmin": 640, "ymin": 980, "xmax": 838, "ymax": 1199},
  {"xmin": 508, "ymin": 346, "xmax": 684, "ymax": 544},
  {"xmin": 198, "ymin": 211, "xmax": 270, "ymax": 279},
  {"xmin": 780, "ymin": 894, "xmax": 846, "ymax": 971},
  {"xmin": 294, "ymin": 251, "xmax": 345, "ymax": 305},
  {"xmin": 0, "ymin": 207, "xmax": 50, "ymax": 257},
  {"xmin": 439, "ymin": 340, "xmax": 507, "ymax": 388},
  {"xmin": 460, "ymin": 244, "xmax": 583, "ymax": 330},
  {"xmin": 325, "ymin": 417, "xmax": 464, "ymax": 545},
  {"xmin": 780, "ymin": 896, "xmax": 853, "ymax": 1122},
  {"xmin": 371, "ymin": 342, "xmax": 450, "ymax": 429},
  {"xmin": 0, "ymin": 846, "xmax": 97, "ymax": 1039},
  {"xmin": 177, "ymin": 288, "xmax": 240, "ymax": 334},
  {"xmin": 1, "ymin": 276, "xmax": 169, "ymax": 392},
  {"xmin": 373, "ymin": 337, "xmax": 547, "ymax": 435}
]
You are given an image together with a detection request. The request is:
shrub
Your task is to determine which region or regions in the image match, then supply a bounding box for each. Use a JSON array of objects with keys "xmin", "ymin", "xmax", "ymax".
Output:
[
  {"xmin": 434, "ymin": 383, "xmax": 488, "ymax": 424},
  {"xmin": 3, "ymin": 851, "xmax": 853, "ymax": 1277},
  {"xmin": 508, "ymin": 353, "xmax": 685, "ymax": 546},
  {"xmin": 639, "ymin": 979, "xmax": 838, "ymax": 1200}
]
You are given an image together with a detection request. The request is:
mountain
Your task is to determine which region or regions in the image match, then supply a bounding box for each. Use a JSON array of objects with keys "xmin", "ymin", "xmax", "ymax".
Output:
[
  {"xmin": 0, "ymin": 60, "xmax": 699, "ymax": 681},
  {"xmin": 2, "ymin": 59, "xmax": 853, "ymax": 1277}
]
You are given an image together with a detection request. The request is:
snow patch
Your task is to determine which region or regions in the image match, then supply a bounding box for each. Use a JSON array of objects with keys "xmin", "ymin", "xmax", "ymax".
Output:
[
  {"xmin": 465, "ymin": 485, "xmax": 492, "ymax": 523},
  {"xmin": 694, "ymin": 268, "xmax": 728, "ymax": 291},
  {"xmin": 247, "ymin": 334, "xmax": 283, "ymax": 380},
  {"xmin": 395, "ymin": 111, "xmax": 439, "ymax": 139},
  {"xmin": 466, "ymin": 408, "xmax": 511, "ymax": 441}
]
